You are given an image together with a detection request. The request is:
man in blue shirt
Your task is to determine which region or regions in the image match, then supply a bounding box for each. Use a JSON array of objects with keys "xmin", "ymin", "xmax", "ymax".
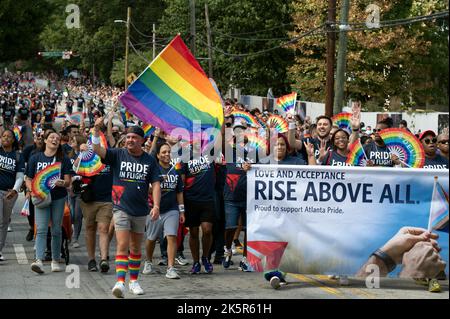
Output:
[{"xmin": 92, "ymin": 118, "xmax": 161, "ymax": 298}]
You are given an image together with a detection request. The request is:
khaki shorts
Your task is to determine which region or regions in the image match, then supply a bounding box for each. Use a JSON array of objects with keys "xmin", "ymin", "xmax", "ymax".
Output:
[
  {"xmin": 80, "ymin": 201, "xmax": 113, "ymax": 226},
  {"xmin": 113, "ymin": 208, "xmax": 147, "ymax": 234}
]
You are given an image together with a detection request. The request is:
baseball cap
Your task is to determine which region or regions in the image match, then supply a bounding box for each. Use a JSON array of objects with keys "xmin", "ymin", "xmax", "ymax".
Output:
[
  {"xmin": 127, "ymin": 126, "xmax": 145, "ymax": 138},
  {"xmin": 419, "ymin": 130, "xmax": 436, "ymax": 141}
]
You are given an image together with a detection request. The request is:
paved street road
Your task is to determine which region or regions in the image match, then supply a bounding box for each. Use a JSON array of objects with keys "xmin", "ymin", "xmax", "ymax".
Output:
[{"xmin": 1, "ymin": 194, "xmax": 448, "ymax": 300}]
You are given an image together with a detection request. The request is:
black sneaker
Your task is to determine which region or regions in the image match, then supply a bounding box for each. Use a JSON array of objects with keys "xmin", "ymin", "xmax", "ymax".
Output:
[
  {"xmin": 213, "ymin": 256, "xmax": 223, "ymax": 265},
  {"xmin": 88, "ymin": 259, "xmax": 98, "ymax": 272},
  {"xmin": 26, "ymin": 229, "xmax": 34, "ymax": 242},
  {"xmin": 100, "ymin": 259, "xmax": 110, "ymax": 273}
]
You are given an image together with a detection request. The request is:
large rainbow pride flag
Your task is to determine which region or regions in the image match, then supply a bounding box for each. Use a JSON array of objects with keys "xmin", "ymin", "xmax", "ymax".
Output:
[{"xmin": 119, "ymin": 35, "xmax": 224, "ymax": 140}]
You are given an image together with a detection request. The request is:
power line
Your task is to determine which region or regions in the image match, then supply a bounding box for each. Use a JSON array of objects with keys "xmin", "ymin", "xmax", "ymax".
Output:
[
  {"xmin": 128, "ymin": 40, "xmax": 152, "ymax": 64},
  {"xmin": 199, "ymin": 24, "xmax": 326, "ymax": 58},
  {"xmin": 130, "ymin": 21, "xmax": 170, "ymax": 41}
]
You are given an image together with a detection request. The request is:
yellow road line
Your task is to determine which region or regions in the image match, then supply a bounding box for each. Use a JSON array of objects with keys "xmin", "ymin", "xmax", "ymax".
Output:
[
  {"xmin": 314, "ymin": 275, "xmax": 376, "ymax": 299},
  {"xmin": 290, "ymin": 273, "xmax": 343, "ymax": 297}
]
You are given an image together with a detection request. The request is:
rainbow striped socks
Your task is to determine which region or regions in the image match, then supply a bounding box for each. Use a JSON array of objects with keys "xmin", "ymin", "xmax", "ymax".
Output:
[
  {"xmin": 115, "ymin": 255, "xmax": 128, "ymax": 283},
  {"xmin": 128, "ymin": 253, "xmax": 141, "ymax": 282}
]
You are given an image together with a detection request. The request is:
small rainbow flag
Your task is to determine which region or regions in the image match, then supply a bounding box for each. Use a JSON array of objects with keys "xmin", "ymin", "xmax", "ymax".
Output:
[
  {"xmin": 120, "ymin": 109, "xmax": 133, "ymax": 123},
  {"xmin": 428, "ymin": 177, "xmax": 449, "ymax": 232},
  {"xmin": 276, "ymin": 92, "xmax": 297, "ymax": 114},
  {"xmin": 231, "ymin": 111, "xmax": 260, "ymax": 128},
  {"xmin": 142, "ymin": 123, "xmax": 155, "ymax": 138},
  {"xmin": 332, "ymin": 112, "xmax": 352, "ymax": 132},
  {"xmin": 31, "ymin": 162, "xmax": 61, "ymax": 199},
  {"xmin": 13, "ymin": 126, "xmax": 22, "ymax": 141},
  {"xmin": 119, "ymin": 34, "xmax": 223, "ymax": 142}
]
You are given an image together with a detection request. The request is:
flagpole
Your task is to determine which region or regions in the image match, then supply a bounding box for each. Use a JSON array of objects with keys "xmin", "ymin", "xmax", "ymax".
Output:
[{"xmin": 428, "ymin": 176, "xmax": 438, "ymax": 232}]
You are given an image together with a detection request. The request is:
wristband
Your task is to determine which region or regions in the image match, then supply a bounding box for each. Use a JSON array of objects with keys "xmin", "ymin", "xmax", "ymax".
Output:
[
  {"xmin": 288, "ymin": 122, "xmax": 296, "ymax": 130},
  {"xmin": 371, "ymin": 248, "xmax": 396, "ymax": 273},
  {"xmin": 91, "ymin": 135, "xmax": 101, "ymax": 145},
  {"xmin": 352, "ymin": 128, "xmax": 360, "ymax": 132},
  {"xmin": 178, "ymin": 204, "xmax": 185, "ymax": 213}
]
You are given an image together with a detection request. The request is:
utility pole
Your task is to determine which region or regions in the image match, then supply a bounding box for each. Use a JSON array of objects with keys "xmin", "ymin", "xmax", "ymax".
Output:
[
  {"xmin": 124, "ymin": 6, "xmax": 131, "ymax": 90},
  {"xmin": 152, "ymin": 23, "xmax": 156, "ymax": 60},
  {"xmin": 189, "ymin": 0, "xmax": 196, "ymax": 56},
  {"xmin": 205, "ymin": 3, "xmax": 213, "ymax": 78},
  {"xmin": 334, "ymin": 0, "xmax": 350, "ymax": 114},
  {"xmin": 325, "ymin": 0, "xmax": 337, "ymax": 117}
]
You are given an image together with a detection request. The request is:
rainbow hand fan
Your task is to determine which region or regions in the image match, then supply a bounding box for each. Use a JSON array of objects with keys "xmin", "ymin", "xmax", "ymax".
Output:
[
  {"xmin": 276, "ymin": 92, "xmax": 297, "ymax": 114},
  {"xmin": 31, "ymin": 162, "xmax": 61, "ymax": 199},
  {"xmin": 266, "ymin": 115, "xmax": 289, "ymax": 133},
  {"xmin": 379, "ymin": 128, "xmax": 425, "ymax": 168},
  {"xmin": 246, "ymin": 134, "xmax": 267, "ymax": 152},
  {"xmin": 332, "ymin": 112, "xmax": 352, "ymax": 132},
  {"xmin": 231, "ymin": 111, "xmax": 260, "ymax": 128},
  {"xmin": 346, "ymin": 140, "xmax": 367, "ymax": 166},
  {"xmin": 76, "ymin": 146, "xmax": 105, "ymax": 177}
]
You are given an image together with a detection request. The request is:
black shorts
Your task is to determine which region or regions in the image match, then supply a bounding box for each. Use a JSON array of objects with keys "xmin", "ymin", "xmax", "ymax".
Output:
[{"xmin": 184, "ymin": 199, "xmax": 215, "ymax": 228}]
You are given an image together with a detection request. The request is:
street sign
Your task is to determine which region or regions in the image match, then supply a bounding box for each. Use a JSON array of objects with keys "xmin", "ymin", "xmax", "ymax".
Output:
[{"xmin": 127, "ymin": 73, "xmax": 137, "ymax": 84}]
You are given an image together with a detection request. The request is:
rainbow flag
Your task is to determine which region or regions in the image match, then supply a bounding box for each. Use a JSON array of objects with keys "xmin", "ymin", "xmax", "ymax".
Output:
[
  {"xmin": 142, "ymin": 123, "xmax": 155, "ymax": 138},
  {"xmin": 276, "ymin": 92, "xmax": 297, "ymax": 114},
  {"xmin": 119, "ymin": 35, "xmax": 223, "ymax": 142},
  {"xmin": 428, "ymin": 178, "xmax": 449, "ymax": 232},
  {"xmin": 120, "ymin": 109, "xmax": 133, "ymax": 123},
  {"xmin": 13, "ymin": 126, "xmax": 22, "ymax": 141}
]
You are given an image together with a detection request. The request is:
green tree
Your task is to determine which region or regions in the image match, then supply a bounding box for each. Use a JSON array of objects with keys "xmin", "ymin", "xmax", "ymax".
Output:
[
  {"xmin": 290, "ymin": 0, "xmax": 448, "ymax": 111},
  {"xmin": 0, "ymin": 0, "xmax": 52, "ymax": 62},
  {"xmin": 158, "ymin": 0, "xmax": 295, "ymax": 96}
]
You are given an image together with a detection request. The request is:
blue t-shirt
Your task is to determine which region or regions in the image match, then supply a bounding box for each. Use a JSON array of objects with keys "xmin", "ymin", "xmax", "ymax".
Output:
[
  {"xmin": 26, "ymin": 153, "xmax": 72, "ymax": 200},
  {"xmin": 62, "ymin": 143, "xmax": 73, "ymax": 157},
  {"xmin": 0, "ymin": 148, "xmax": 25, "ymax": 191},
  {"xmin": 182, "ymin": 154, "xmax": 216, "ymax": 202},
  {"xmin": 224, "ymin": 147, "xmax": 254, "ymax": 203},
  {"xmin": 423, "ymin": 155, "xmax": 449, "ymax": 169},
  {"xmin": 363, "ymin": 142, "xmax": 393, "ymax": 167},
  {"xmin": 300, "ymin": 137, "xmax": 332, "ymax": 162},
  {"xmin": 158, "ymin": 163, "xmax": 183, "ymax": 213},
  {"xmin": 104, "ymin": 148, "xmax": 160, "ymax": 216},
  {"xmin": 91, "ymin": 164, "xmax": 113, "ymax": 202},
  {"xmin": 322, "ymin": 150, "xmax": 352, "ymax": 166}
]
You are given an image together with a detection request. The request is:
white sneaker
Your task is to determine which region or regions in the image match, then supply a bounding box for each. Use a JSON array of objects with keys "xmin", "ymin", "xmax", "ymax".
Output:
[
  {"xmin": 31, "ymin": 259, "xmax": 44, "ymax": 274},
  {"xmin": 72, "ymin": 241, "xmax": 80, "ymax": 248},
  {"xmin": 7, "ymin": 226, "xmax": 12, "ymax": 232},
  {"xmin": 0, "ymin": 253, "xmax": 4, "ymax": 262},
  {"xmin": 166, "ymin": 267, "xmax": 181, "ymax": 279},
  {"xmin": 51, "ymin": 261, "xmax": 62, "ymax": 272},
  {"xmin": 175, "ymin": 255, "xmax": 189, "ymax": 266},
  {"xmin": 112, "ymin": 282, "xmax": 125, "ymax": 298},
  {"xmin": 270, "ymin": 276, "xmax": 281, "ymax": 289},
  {"xmin": 142, "ymin": 260, "xmax": 153, "ymax": 275},
  {"xmin": 339, "ymin": 275, "xmax": 350, "ymax": 286},
  {"xmin": 129, "ymin": 280, "xmax": 144, "ymax": 295}
]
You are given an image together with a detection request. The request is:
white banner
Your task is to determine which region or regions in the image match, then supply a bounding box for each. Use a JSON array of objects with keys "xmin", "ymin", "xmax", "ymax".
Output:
[{"xmin": 247, "ymin": 165, "xmax": 449, "ymax": 277}]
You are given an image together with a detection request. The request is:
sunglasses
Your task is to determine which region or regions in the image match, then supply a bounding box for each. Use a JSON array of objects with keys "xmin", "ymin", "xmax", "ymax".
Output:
[
  {"xmin": 423, "ymin": 137, "xmax": 437, "ymax": 145},
  {"xmin": 225, "ymin": 123, "xmax": 232, "ymax": 128},
  {"xmin": 437, "ymin": 140, "xmax": 449, "ymax": 145},
  {"xmin": 373, "ymin": 129, "xmax": 383, "ymax": 133}
]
